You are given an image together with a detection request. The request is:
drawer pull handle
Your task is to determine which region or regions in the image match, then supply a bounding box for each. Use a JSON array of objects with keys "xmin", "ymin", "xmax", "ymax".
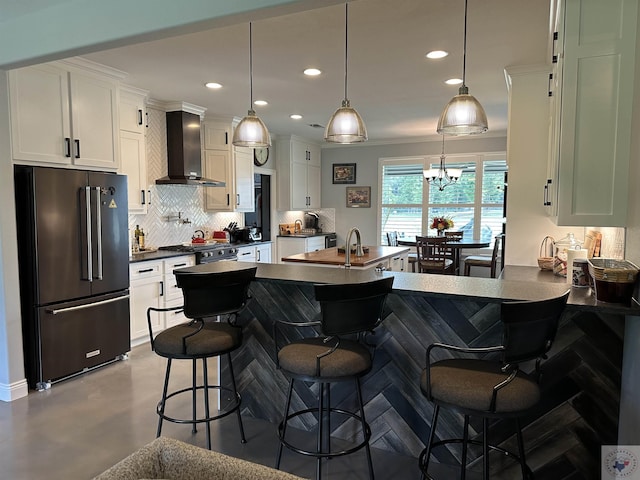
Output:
[{"xmin": 138, "ymin": 268, "xmax": 154, "ymax": 273}]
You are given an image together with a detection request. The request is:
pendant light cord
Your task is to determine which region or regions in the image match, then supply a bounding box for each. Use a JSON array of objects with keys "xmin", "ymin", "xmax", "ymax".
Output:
[
  {"xmin": 462, "ymin": 0, "xmax": 468, "ymax": 87},
  {"xmin": 249, "ymin": 22, "xmax": 254, "ymax": 108},
  {"xmin": 440, "ymin": 135, "xmax": 446, "ymax": 169},
  {"xmin": 344, "ymin": 2, "xmax": 349, "ymax": 101}
]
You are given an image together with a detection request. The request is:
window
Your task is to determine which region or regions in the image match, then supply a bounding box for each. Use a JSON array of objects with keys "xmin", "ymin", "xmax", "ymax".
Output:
[{"xmin": 379, "ymin": 153, "xmax": 506, "ymax": 245}]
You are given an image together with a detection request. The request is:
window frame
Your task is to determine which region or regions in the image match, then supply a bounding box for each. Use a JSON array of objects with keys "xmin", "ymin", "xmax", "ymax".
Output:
[{"xmin": 377, "ymin": 152, "xmax": 506, "ymax": 244}]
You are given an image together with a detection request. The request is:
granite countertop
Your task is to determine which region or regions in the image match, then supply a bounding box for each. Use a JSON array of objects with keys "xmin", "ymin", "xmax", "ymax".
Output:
[
  {"xmin": 129, "ymin": 240, "xmax": 273, "ymax": 263},
  {"xmin": 129, "ymin": 249, "xmax": 191, "ymax": 263},
  {"xmin": 500, "ymin": 265, "xmax": 640, "ymax": 313},
  {"xmin": 281, "ymin": 246, "xmax": 409, "ymax": 267},
  {"xmin": 174, "ymin": 261, "xmax": 640, "ymax": 314}
]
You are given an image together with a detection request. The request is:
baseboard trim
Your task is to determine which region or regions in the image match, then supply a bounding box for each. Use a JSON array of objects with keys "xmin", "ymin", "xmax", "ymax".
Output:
[{"xmin": 0, "ymin": 378, "xmax": 29, "ymax": 402}]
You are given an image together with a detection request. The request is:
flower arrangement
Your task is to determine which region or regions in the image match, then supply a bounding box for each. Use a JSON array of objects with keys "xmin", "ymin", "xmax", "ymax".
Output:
[{"xmin": 430, "ymin": 216, "xmax": 454, "ymax": 232}]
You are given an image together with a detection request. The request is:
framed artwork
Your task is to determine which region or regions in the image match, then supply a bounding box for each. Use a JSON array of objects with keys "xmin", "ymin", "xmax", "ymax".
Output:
[
  {"xmin": 332, "ymin": 163, "xmax": 357, "ymax": 184},
  {"xmin": 346, "ymin": 186, "xmax": 371, "ymax": 208}
]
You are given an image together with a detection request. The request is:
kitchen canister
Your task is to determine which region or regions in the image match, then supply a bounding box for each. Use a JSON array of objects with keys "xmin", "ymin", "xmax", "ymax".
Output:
[
  {"xmin": 553, "ymin": 233, "xmax": 581, "ymax": 277},
  {"xmin": 566, "ymin": 247, "xmax": 588, "ymax": 285},
  {"xmin": 571, "ymin": 258, "xmax": 590, "ymax": 287}
]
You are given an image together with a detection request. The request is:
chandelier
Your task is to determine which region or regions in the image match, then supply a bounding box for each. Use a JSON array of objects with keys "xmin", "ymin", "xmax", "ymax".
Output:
[{"xmin": 423, "ymin": 136, "xmax": 462, "ymax": 191}]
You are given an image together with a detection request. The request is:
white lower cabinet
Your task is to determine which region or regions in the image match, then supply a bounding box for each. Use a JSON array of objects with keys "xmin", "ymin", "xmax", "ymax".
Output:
[
  {"xmin": 237, "ymin": 243, "xmax": 272, "ymax": 263},
  {"xmin": 277, "ymin": 236, "xmax": 326, "ymax": 263},
  {"xmin": 129, "ymin": 255, "xmax": 195, "ymax": 343},
  {"xmin": 162, "ymin": 256, "xmax": 195, "ymax": 327},
  {"xmin": 388, "ymin": 252, "xmax": 409, "ymax": 272},
  {"xmin": 129, "ymin": 260, "xmax": 163, "ymax": 343}
]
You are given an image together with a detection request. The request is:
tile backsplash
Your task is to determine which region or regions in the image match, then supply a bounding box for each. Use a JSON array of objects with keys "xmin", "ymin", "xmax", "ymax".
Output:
[{"xmin": 128, "ymin": 106, "xmax": 242, "ymax": 248}]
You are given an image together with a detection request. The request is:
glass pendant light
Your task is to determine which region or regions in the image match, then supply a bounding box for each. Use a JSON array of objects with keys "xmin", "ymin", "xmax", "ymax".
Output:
[
  {"xmin": 324, "ymin": 3, "xmax": 368, "ymax": 144},
  {"xmin": 233, "ymin": 22, "xmax": 271, "ymax": 147},
  {"xmin": 424, "ymin": 135, "xmax": 463, "ymax": 191},
  {"xmin": 437, "ymin": 0, "xmax": 488, "ymax": 136}
]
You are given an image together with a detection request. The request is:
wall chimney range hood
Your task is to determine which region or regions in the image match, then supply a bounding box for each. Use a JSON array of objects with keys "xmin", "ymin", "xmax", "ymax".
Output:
[{"xmin": 156, "ymin": 110, "xmax": 225, "ymax": 187}]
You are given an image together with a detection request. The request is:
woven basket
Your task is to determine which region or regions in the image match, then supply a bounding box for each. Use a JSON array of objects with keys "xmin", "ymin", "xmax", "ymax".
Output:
[
  {"xmin": 588, "ymin": 259, "xmax": 639, "ymax": 283},
  {"xmin": 537, "ymin": 236, "xmax": 555, "ymax": 271}
]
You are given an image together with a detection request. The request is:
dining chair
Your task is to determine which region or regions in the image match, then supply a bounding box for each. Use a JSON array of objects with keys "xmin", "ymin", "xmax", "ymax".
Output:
[
  {"xmin": 387, "ymin": 231, "xmax": 418, "ymax": 272},
  {"xmin": 416, "ymin": 236, "xmax": 455, "ymax": 275},
  {"xmin": 464, "ymin": 234, "xmax": 504, "ymax": 278}
]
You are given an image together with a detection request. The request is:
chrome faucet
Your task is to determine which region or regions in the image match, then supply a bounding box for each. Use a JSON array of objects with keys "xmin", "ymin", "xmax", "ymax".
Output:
[
  {"xmin": 294, "ymin": 219, "xmax": 303, "ymax": 233},
  {"xmin": 344, "ymin": 227, "xmax": 364, "ymax": 268}
]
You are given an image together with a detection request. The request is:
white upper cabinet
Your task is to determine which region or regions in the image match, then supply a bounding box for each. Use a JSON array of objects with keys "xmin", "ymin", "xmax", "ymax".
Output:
[
  {"xmin": 9, "ymin": 59, "xmax": 123, "ymax": 171},
  {"xmin": 276, "ymin": 135, "xmax": 321, "ymax": 210},
  {"xmin": 119, "ymin": 86, "xmax": 147, "ymax": 134},
  {"xmin": 202, "ymin": 119, "xmax": 254, "ymax": 212},
  {"xmin": 203, "ymin": 120, "xmax": 233, "ymax": 212},
  {"xmin": 119, "ymin": 85, "xmax": 149, "ymax": 214},
  {"xmin": 546, "ymin": 0, "xmax": 638, "ymax": 226},
  {"xmin": 234, "ymin": 146, "xmax": 255, "ymax": 212}
]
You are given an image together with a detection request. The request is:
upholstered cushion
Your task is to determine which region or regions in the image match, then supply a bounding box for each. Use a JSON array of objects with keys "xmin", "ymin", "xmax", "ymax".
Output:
[
  {"xmin": 420, "ymin": 359, "xmax": 540, "ymax": 413},
  {"xmin": 153, "ymin": 322, "xmax": 241, "ymax": 358},
  {"xmin": 419, "ymin": 259, "xmax": 454, "ymax": 269},
  {"xmin": 278, "ymin": 337, "xmax": 371, "ymax": 379},
  {"xmin": 464, "ymin": 255, "xmax": 492, "ymax": 267},
  {"xmin": 93, "ymin": 436, "xmax": 305, "ymax": 480}
]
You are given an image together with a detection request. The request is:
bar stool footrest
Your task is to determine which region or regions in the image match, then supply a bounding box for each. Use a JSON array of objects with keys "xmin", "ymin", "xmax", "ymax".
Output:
[
  {"xmin": 418, "ymin": 438, "xmax": 533, "ymax": 480},
  {"xmin": 157, "ymin": 385, "xmax": 241, "ymax": 426},
  {"xmin": 278, "ymin": 406, "xmax": 371, "ymax": 460}
]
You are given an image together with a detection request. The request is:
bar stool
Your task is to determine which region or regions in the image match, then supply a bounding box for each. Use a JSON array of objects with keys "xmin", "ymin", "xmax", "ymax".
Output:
[
  {"xmin": 274, "ymin": 277, "xmax": 394, "ymax": 480},
  {"xmin": 146, "ymin": 266, "xmax": 257, "ymax": 450},
  {"xmin": 419, "ymin": 291, "xmax": 569, "ymax": 479}
]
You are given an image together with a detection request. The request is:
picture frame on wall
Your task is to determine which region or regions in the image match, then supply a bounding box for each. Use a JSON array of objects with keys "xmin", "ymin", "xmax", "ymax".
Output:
[
  {"xmin": 346, "ymin": 186, "xmax": 371, "ymax": 208},
  {"xmin": 332, "ymin": 163, "xmax": 356, "ymax": 184}
]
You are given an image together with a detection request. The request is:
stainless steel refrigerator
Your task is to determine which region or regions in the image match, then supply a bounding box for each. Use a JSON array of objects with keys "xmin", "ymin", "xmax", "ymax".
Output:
[{"xmin": 14, "ymin": 165, "xmax": 130, "ymax": 390}]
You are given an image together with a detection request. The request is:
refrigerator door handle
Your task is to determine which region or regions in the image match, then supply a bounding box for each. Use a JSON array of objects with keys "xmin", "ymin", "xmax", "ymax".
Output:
[
  {"xmin": 85, "ymin": 186, "xmax": 93, "ymax": 282},
  {"xmin": 45, "ymin": 294, "xmax": 130, "ymax": 315},
  {"xmin": 94, "ymin": 186, "xmax": 103, "ymax": 280}
]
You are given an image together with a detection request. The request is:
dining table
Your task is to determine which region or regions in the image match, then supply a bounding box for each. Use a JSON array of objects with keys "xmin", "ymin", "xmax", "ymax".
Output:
[{"xmin": 398, "ymin": 235, "xmax": 491, "ymax": 274}]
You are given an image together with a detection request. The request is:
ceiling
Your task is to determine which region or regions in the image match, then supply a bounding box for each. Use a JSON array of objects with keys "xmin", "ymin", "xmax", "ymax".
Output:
[{"xmin": 81, "ymin": 0, "xmax": 551, "ymax": 144}]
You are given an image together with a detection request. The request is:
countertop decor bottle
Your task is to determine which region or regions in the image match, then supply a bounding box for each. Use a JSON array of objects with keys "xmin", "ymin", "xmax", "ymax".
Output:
[{"xmin": 138, "ymin": 228, "xmax": 145, "ymax": 249}]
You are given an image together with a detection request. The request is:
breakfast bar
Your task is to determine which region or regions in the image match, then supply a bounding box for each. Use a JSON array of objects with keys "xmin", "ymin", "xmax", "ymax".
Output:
[{"xmin": 177, "ymin": 261, "xmax": 639, "ymax": 476}]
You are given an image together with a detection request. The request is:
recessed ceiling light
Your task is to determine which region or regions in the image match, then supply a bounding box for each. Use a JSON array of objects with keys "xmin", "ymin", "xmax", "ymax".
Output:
[
  {"xmin": 205, "ymin": 82, "xmax": 222, "ymax": 89},
  {"xmin": 304, "ymin": 68, "xmax": 322, "ymax": 76},
  {"xmin": 445, "ymin": 78, "xmax": 463, "ymax": 85},
  {"xmin": 254, "ymin": 100, "xmax": 268, "ymax": 106},
  {"xmin": 426, "ymin": 50, "xmax": 448, "ymax": 59},
  {"xmin": 290, "ymin": 114, "xmax": 303, "ymax": 120}
]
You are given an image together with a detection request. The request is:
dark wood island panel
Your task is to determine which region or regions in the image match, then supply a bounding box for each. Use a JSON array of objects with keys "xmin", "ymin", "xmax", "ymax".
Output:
[{"xmin": 178, "ymin": 262, "xmax": 637, "ymax": 478}]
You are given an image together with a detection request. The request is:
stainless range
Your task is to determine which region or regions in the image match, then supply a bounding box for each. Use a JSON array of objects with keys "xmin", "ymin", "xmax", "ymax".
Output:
[{"xmin": 158, "ymin": 243, "xmax": 238, "ymax": 264}]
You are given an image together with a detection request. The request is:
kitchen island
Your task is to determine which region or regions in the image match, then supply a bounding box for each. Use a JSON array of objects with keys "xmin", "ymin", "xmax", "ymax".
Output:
[
  {"xmin": 281, "ymin": 245, "xmax": 410, "ymax": 270},
  {"xmin": 176, "ymin": 261, "xmax": 639, "ymax": 478}
]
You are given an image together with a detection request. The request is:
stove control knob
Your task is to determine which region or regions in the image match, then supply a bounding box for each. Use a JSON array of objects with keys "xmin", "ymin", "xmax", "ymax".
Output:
[
  {"xmin": 217, "ymin": 249, "xmax": 224, "ymax": 255},
  {"xmin": 204, "ymin": 252, "xmax": 211, "ymax": 257}
]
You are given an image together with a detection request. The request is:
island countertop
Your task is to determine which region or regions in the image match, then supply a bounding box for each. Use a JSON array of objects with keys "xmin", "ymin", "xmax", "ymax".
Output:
[{"xmin": 280, "ymin": 245, "xmax": 409, "ymax": 267}]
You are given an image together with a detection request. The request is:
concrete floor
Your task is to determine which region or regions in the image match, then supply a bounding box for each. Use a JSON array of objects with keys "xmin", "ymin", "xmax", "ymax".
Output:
[{"xmin": 0, "ymin": 344, "xmax": 429, "ymax": 480}]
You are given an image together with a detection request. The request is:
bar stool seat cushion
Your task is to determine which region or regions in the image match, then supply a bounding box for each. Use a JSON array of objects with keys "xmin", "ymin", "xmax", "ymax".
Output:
[
  {"xmin": 154, "ymin": 322, "xmax": 242, "ymax": 358},
  {"xmin": 278, "ymin": 337, "xmax": 371, "ymax": 378},
  {"xmin": 420, "ymin": 359, "xmax": 540, "ymax": 413}
]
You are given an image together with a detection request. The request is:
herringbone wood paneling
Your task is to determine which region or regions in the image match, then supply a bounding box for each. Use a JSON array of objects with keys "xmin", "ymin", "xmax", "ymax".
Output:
[{"xmin": 222, "ymin": 278, "xmax": 622, "ymax": 479}]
